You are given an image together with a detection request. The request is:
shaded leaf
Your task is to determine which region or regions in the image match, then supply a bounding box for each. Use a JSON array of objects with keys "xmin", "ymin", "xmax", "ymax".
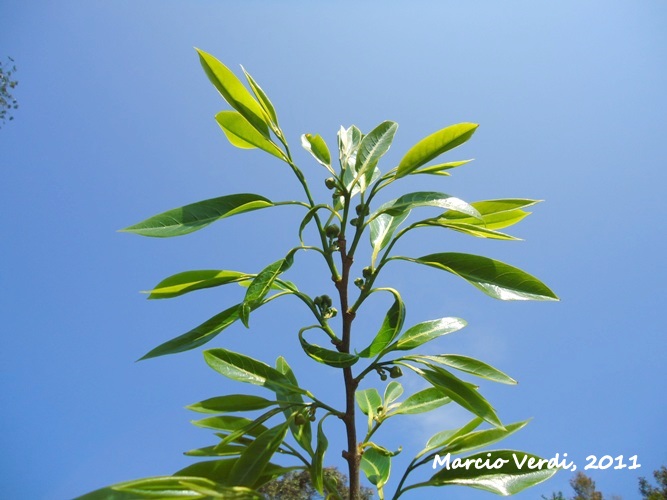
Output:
[
  {"xmin": 416, "ymin": 219, "xmax": 520, "ymax": 241},
  {"xmin": 274, "ymin": 356, "xmax": 313, "ymax": 456},
  {"xmin": 228, "ymin": 421, "xmax": 290, "ymax": 487},
  {"xmin": 122, "ymin": 194, "xmax": 274, "ymax": 238},
  {"xmin": 184, "ymin": 443, "xmax": 247, "ymax": 457},
  {"xmin": 187, "ymin": 394, "xmax": 277, "ymax": 414},
  {"xmin": 411, "ymin": 159, "xmax": 473, "ymax": 176},
  {"xmin": 311, "ymin": 414, "xmax": 331, "ymax": 494},
  {"xmin": 140, "ymin": 304, "xmax": 241, "ymax": 360},
  {"xmin": 299, "ymin": 330, "xmax": 359, "ymax": 368},
  {"xmin": 404, "ymin": 252, "xmax": 559, "ymax": 301},
  {"xmin": 418, "ymin": 417, "xmax": 484, "ymax": 458},
  {"xmin": 391, "ymin": 387, "xmax": 451, "ymax": 415},
  {"xmin": 396, "ymin": 123, "xmax": 478, "ymax": 178}
]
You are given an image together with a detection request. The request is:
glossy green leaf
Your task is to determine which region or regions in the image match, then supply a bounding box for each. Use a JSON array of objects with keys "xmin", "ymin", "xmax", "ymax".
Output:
[
  {"xmin": 358, "ymin": 288, "xmax": 405, "ymax": 358},
  {"xmin": 216, "ymin": 111, "xmax": 285, "ymax": 160},
  {"xmin": 241, "ymin": 66, "xmax": 279, "ymax": 126},
  {"xmin": 355, "ymin": 121, "xmax": 398, "ymax": 189},
  {"xmin": 411, "ymin": 354, "xmax": 517, "ymax": 385},
  {"xmin": 369, "ymin": 209, "xmax": 411, "ymax": 265},
  {"xmin": 299, "ymin": 329, "xmax": 359, "ymax": 368},
  {"xmin": 311, "ymin": 414, "xmax": 331, "ymax": 494},
  {"xmin": 428, "ymin": 449, "xmax": 558, "ymax": 494},
  {"xmin": 192, "ymin": 415, "xmax": 269, "ymax": 436},
  {"xmin": 441, "ymin": 199, "xmax": 539, "ymax": 226},
  {"xmin": 146, "ymin": 270, "xmax": 249, "ymax": 300},
  {"xmin": 184, "ymin": 443, "xmax": 247, "ymax": 457},
  {"xmin": 228, "ymin": 421, "xmax": 290, "ymax": 486},
  {"xmin": 122, "ymin": 194, "xmax": 274, "ymax": 238},
  {"xmin": 411, "ymin": 159, "xmax": 473, "ymax": 176},
  {"xmin": 369, "ymin": 191, "xmax": 481, "ymax": 222},
  {"xmin": 301, "ymin": 134, "xmax": 332, "ymax": 170},
  {"xmin": 274, "ymin": 356, "xmax": 313, "ymax": 456},
  {"xmin": 383, "ymin": 381, "xmax": 403, "ymax": 406},
  {"xmin": 187, "ymin": 394, "xmax": 276, "ymax": 414},
  {"xmin": 392, "ymin": 317, "xmax": 466, "ymax": 352},
  {"xmin": 446, "ymin": 420, "xmax": 529, "ymax": 456},
  {"xmin": 396, "ymin": 123, "xmax": 478, "ymax": 178},
  {"xmin": 360, "ymin": 447, "xmax": 391, "ymax": 490},
  {"xmin": 240, "ymin": 251, "xmax": 295, "ymax": 327},
  {"xmin": 391, "ymin": 387, "xmax": 451, "ymax": 415},
  {"xmin": 416, "ymin": 220, "xmax": 520, "ymax": 241},
  {"xmin": 418, "ymin": 366, "xmax": 503, "ymax": 428},
  {"xmin": 404, "ymin": 252, "xmax": 559, "ymax": 301},
  {"xmin": 204, "ymin": 348, "xmax": 306, "ymax": 395},
  {"xmin": 196, "ymin": 48, "xmax": 269, "ymax": 137},
  {"xmin": 356, "ymin": 388, "xmax": 383, "ymax": 417},
  {"xmin": 140, "ymin": 304, "xmax": 241, "ymax": 360}
]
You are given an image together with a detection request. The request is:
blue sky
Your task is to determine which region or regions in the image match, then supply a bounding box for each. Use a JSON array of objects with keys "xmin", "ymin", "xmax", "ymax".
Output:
[{"xmin": 2, "ymin": 1, "xmax": 666, "ymax": 499}]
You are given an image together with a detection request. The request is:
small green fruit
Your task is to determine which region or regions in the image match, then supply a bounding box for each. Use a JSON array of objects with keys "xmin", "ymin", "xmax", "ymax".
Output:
[
  {"xmin": 350, "ymin": 218, "xmax": 359, "ymax": 226},
  {"xmin": 389, "ymin": 366, "xmax": 403, "ymax": 378},
  {"xmin": 362, "ymin": 267, "xmax": 373, "ymax": 278},
  {"xmin": 325, "ymin": 224, "xmax": 340, "ymax": 238},
  {"xmin": 325, "ymin": 177, "xmax": 337, "ymax": 189}
]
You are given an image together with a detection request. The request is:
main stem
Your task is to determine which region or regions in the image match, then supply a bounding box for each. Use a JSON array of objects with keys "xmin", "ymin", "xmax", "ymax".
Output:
[{"xmin": 335, "ymin": 233, "xmax": 360, "ymax": 500}]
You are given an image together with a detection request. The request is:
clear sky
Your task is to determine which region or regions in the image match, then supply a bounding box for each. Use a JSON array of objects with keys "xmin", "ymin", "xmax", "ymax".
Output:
[{"xmin": 2, "ymin": 1, "xmax": 666, "ymax": 499}]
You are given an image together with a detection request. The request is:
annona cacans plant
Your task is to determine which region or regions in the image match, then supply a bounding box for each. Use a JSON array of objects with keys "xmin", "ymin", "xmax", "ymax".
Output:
[{"xmin": 79, "ymin": 48, "xmax": 560, "ymax": 499}]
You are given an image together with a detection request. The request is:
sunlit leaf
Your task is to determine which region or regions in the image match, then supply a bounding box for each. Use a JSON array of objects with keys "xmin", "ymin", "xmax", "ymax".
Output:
[
  {"xmin": 358, "ymin": 288, "xmax": 405, "ymax": 358},
  {"xmin": 391, "ymin": 387, "xmax": 451, "ymax": 415},
  {"xmin": 311, "ymin": 414, "xmax": 331, "ymax": 494},
  {"xmin": 241, "ymin": 66, "xmax": 279, "ymax": 126},
  {"xmin": 122, "ymin": 194, "xmax": 274, "ymax": 238},
  {"xmin": 355, "ymin": 121, "xmax": 398, "ymax": 189},
  {"xmin": 187, "ymin": 394, "xmax": 277, "ymax": 414},
  {"xmin": 301, "ymin": 134, "xmax": 332, "ymax": 170},
  {"xmin": 368, "ymin": 191, "xmax": 480, "ymax": 222},
  {"xmin": 146, "ymin": 270, "xmax": 249, "ymax": 299},
  {"xmin": 409, "ymin": 354, "xmax": 517, "ymax": 385},
  {"xmin": 360, "ymin": 447, "xmax": 391, "ymax": 490},
  {"xmin": 445, "ymin": 420, "xmax": 529, "ymax": 455},
  {"xmin": 391, "ymin": 317, "xmax": 466, "ymax": 352},
  {"xmin": 216, "ymin": 111, "xmax": 286, "ymax": 160},
  {"xmin": 396, "ymin": 123, "xmax": 478, "ymax": 178},
  {"xmin": 411, "ymin": 159, "xmax": 473, "ymax": 176},
  {"xmin": 417, "ymin": 417, "xmax": 484, "ymax": 459},
  {"xmin": 228, "ymin": 421, "xmax": 290, "ymax": 487},
  {"xmin": 383, "ymin": 381, "xmax": 403, "ymax": 406}
]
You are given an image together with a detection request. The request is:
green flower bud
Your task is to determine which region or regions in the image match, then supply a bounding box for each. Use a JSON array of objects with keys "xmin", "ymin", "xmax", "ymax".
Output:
[
  {"xmin": 350, "ymin": 218, "xmax": 359, "ymax": 226},
  {"xmin": 325, "ymin": 177, "xmax": 337, "ymax": 189},
  {"xmin": 355, "ymin": 204, "xmax": 364, "ymax": 215},
  {"xmin": 354, "ymin": 277, "xmax": 364, "ymax": 289},
  {"xmin": 362, "ymin": 267, "xmax": 373, "ymax": 278},
  {"xmin": 325, "ymin": 224, "xmax": 340, "ymax": 238},
  {"xmin": 380, "ymin": 373, "xmax": 388, "ymax": 381},
  {"xmin": 389, "ymin": 366, "xmax": 403, "ymax": 378},
  {"xmin": 314, "ymin": 296, "xmax": 322, "ymax": 306}
]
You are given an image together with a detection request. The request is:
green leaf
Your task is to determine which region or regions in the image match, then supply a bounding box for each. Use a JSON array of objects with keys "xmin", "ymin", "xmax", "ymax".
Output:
[
  {"xmin": 369, "ymin": 191, "xmax": 481, "ymax": 222},
  {"xmin": 175, "ymin": 458, "xmax": 293, "ymax": 491},
  {"xmin": 360, "ymin": 447, "xmax": 391, "ymax": 490},
  {"xmin": 301, "ymin": 134, "xmax": 332, "ymax": 170},
  {"xmin": 241, "ymin": 66, "xmax": 279, "ymax": 127},
  {"xmin": 391, "ymin": 387, "xmax": 451, "ymax": 415},
  {"xmin": 358, "ymin": 288, "xmax": 405, "ymax": 358},
  {"xmin": 391, "ymin": 317, "xmax": 466, "ymax": 352},
  {"xmin": 216, "ymin": 111, "xmax": 286, "ymax": 160},
  {"xmin": 411, "ymin": 354, "xmax": 517, "ymax": 385},
  {"xmin": 417, "ymin": 417, "xmax": 484, "ymax": 458},
  {"xmin": 415, "ymin": 220, "xmax": 520, "ymax": 241},
  {"xmin": 411, "ymin": 159, "xmax": 473, "ymax": 176},
  {"xmin": 274, "ymin": 356, "xmax": 313, "ymax": 456},
  {"xmin": 196, "ymin": 48, "xmax": 269, "ymax": 137},
  {"xmin": 404, "ymin": 252, "xmax": 559, "ymax": 301},
  {"xmin": 228, "ymin": 421, "xmax": 290, "ymax": 487},
  {"xmin": 417, "ymin": 366, "xmax": 503, "ymax": 428},
  {"xmin": 427, "ymin": 449, "xmax": 558, "ymax": 494},
  {"xmin": 369, "ymin": 210, "xmax": 411, "ymax": 265},
  {"xmin": 146, "ymin": 270, "xmax": 249, "ymax": 299},
  {"xmin": 396, "ymin": 123, "xmax": 478, "ymax": 178},
  {"xmin": 122, "ymin": 193, "xmax": 274, "ymax": 238},
  {"xmin": 204, "ymin": 348, "xmax": 306, "ymax": 395},
  {"xmin": 355, "ymin": 121, "xmax": 398, "ymax": 189},
  {"xmin": 383, "ymin": 381, "xmax": 403, "ymax": 406},
  {"xmin": 240, "ymin": 250, "xmax": 296, "ymax": 327},
  {"xmin": 184, "ymin": 443, "xmax": 247, "ymax": 457},
  {"xmin": 191, "ymin": 415, "xmax": 269, "ymax": 436},
  {"xmin": 187, "ymin": 394, "xmax": 277, "ymax": 413},
  {"xmin": 446, "ymin": 420, "xmax": 529, "ymax": 456},
  {"xmin": 311, "ymin": 414, "xmax": 331, "ymax": 494},
  {"xmin": 140, "ymin": 304, "xmax": 241, "ymax": 360},
  {"xmin": 356, "ymin": 388, "xmax": 383, "ymax": 417},
  {"xmin": 440, "ymin": 199, "xmax": 540, "ymax": 230},
  {"xmin": 299, "ymin": 329, "xmax": 359, "ymax": 368}
]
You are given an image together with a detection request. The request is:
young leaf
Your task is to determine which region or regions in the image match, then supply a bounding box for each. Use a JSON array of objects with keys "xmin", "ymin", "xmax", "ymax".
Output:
[
  {"xmin": 301, "ymin": 133, "xmax": 332, "ymax": 170},
  {"xmin": 383, "ymin": 381, "xmax": 403, "ymax": 406},
  {"xmin": 395, "ymin": 123, "xmax": 478, "ymax": 178},
  {"xmin": 391, "ymin": 317, "xmax": 466, "ymax": 352},
  {"xmin": 358, "ymin": 288, "xmax": 405, "ymax": 358},
  {"xmin": 241, "ymin": 66, "xmax": 279, "ymax": 127},
  {"xmin": 274, "ymin": 356, "xmax": 313, "ymax": 455},
  {"xmin": 311, "ymin": 414, "xmax": 331, "ymax": 495},
  {"xmin": 415, "ymin": 219, "xmax": 520, "ymax": 241},
  {"xmin": 356, "ymin": 387, "xmax": 383, "ymax": 430},
  {"xmin": 196, "ymin": 48, "xmax": 270, "ymax": 138},
  {"xmin": 216, "ymin": 111, "xmax": 286, "ymax": 160},
  {"xmin": 411, "ymin": 159, "xmax": 473, "ymax": 176},
  {"xmin": 368, "ymin": 191, "xmax": 481, "ymax": 223},
  {"xmin": 121, "ymin": 193, "xmax": 274, "ymax": 238},
  {"xmin": 228, "ymin": 421, "xmax": 290, "ymax": 487},
  {"xmin": 369, "ymin": 210, "xmax": 411, "ymax": 265},
  {"xmin": 146, "ymin": 270, "xmax": 249, "ymax": 300},
  {"xmin": 299, "ymin": 330, "xmax": 359, "ymax": 368},
  {"xmin": 427, "ymin": 449, "xmax": 558, "ymax": 494},
  {"xmin": 355, "ymin": 121, "xmax": 398, "ymax": 189},
  {"xmin": 360, "ymin": 447, "xmax": 391, "ymax": 490},
  {"xmin": 187, "ymin": 394, "xmax": 277, "ymax": 414},
  {"xmin": 403, "ymin": 252, "xmax": 559, "ymax": 301},
  {"xmin": 391, "ymin": 387, "xmax": 451, "ymax": 415},
  {"xmin": 139, "ymin": 304, "xmax": 241, "ymax": 360},
  {"xmin": 204, "ymin": 348, "xmax": 306, "ymax": 395}
]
